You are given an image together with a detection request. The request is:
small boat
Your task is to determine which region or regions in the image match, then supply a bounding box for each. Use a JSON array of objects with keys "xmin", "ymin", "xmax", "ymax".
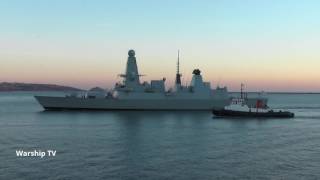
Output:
[{"xmin": 212, "ymin": 84, "xmax": 294, "ymax": 118}]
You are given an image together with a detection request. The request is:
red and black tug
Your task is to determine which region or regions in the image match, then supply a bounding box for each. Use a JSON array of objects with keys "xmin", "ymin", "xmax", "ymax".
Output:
[{"xmin": 212, "ymin": 84, "xmax": 294, "ymax": 118}]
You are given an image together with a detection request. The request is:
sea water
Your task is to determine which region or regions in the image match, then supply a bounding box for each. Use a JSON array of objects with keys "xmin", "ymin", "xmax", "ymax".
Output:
[{"xmin": 1, "ymin": 92, "xmax": 320, "ymax": 179}]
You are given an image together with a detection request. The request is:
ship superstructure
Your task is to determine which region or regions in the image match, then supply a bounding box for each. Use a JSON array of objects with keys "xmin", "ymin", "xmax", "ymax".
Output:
[{"xmin": 35, "ymin": 50, "xmax": 230, "ymax": 110}]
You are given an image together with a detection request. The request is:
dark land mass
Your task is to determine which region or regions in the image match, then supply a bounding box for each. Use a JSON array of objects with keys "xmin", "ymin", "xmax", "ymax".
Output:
[{"xmin": 0, "ymin": 82, "xmax": 82, "ymax": 91}]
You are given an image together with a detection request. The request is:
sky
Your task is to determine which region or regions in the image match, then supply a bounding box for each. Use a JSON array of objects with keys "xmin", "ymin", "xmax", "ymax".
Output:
[{"xmin": 1, "ymin": 0, "xmax": 320, "ymax": 92}]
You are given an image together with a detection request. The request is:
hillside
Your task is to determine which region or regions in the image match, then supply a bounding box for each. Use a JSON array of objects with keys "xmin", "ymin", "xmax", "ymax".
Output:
[{"xmin": 0, "ymin": 82, "xmax": 82, "ymax": 91}]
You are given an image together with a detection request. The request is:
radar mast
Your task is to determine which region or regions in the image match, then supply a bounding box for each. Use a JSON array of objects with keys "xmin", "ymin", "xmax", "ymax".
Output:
[{"xmin": 175, "ymin": 50, "xmax": 182, "ymax": 86}]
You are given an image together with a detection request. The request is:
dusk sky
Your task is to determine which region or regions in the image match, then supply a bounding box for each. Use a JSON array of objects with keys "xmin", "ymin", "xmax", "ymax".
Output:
[{"xmin": 1, "ymin": 0, "xmax": 320, "ymax": 92}]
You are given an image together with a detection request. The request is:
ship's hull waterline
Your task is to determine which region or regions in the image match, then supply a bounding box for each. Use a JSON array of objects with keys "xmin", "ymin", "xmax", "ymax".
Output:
[{"xmin": 35, "ymin": 96, "xmax": 229, "ymax": 111}]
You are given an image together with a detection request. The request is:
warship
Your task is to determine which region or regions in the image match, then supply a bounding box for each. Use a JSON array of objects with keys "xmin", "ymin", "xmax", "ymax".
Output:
[{"xmin": 35, "ymin": 50, "xmax": 230, "ymax": 110}]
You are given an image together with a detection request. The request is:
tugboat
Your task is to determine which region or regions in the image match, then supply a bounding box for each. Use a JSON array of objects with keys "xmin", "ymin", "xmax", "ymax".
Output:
[{"xmin": 212, "ymin": 84, "xmax": 294, "ymax": 118}]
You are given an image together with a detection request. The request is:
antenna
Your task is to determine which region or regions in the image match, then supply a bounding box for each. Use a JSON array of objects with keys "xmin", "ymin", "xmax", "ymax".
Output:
[
  {"xmin": 177, "ymin": 50, "xmax": 180, "ymax": 75},
  {"xmin": 175, "ymin": 50, "xmax": 182, "ymax": 85}
]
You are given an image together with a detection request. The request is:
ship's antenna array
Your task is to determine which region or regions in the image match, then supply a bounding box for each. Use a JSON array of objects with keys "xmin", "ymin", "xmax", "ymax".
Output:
[
  {"xmin": 177, "ymin": 50, "xmax": 180, "ymax": 75},
  {"xmin": 175, "ymin": 50, "xmax": 182, "ymax": 85}
]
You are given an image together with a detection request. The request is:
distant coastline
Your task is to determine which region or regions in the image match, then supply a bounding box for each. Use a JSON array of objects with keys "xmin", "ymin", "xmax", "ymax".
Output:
[
  {"xmin": 0, "ymin": 82, "xmax": 82, "ymax": 92},
  {"xmin": 0, "ymin": 82, "xmax": 318, "ymax": 94}
]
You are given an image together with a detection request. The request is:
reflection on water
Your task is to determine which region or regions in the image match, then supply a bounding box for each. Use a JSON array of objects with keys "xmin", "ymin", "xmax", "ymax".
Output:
[{"xmin": 1, "ymin": 92, "xmax": 320, "ymax": 179}]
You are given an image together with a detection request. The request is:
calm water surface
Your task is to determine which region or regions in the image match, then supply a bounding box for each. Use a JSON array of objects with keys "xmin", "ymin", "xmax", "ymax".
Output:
[{"xmin": 1, "ymin": 92, "xmax": 320, "ymax": 179}]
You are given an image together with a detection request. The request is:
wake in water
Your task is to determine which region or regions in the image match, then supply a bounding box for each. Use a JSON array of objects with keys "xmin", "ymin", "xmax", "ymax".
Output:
[
  {"xmin": 272, "ymin": 106, "xmax": 320, "ymax": 109},
  {"xmin": 294, "ymin": 115, "xmax": 320, "ymax": 120}
]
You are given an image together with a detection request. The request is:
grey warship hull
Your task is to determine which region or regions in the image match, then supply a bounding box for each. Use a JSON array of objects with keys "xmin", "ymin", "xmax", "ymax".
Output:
[{"xmin": 35, "ymin": 96, "xmax": 229, "ymax": 110}]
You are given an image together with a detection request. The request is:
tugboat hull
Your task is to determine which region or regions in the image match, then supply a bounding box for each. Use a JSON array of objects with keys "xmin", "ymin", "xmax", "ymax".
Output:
[{"xmin": 212, "ymin": 109, "xmax": 294, "ymax": 118}]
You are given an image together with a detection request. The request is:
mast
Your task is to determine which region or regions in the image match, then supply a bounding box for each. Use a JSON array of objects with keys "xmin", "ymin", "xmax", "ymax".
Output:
[
  {"xmin": 175, "ymin": 50, "xmax": 182, "ymax": 85},
  {"xmin": 119, "ymin": 49, "xmax": 140, "ymax": 88},
  {"xmin": 177, "ymin": 50, "xmax": 180, "ymax": 75},
  {"xmin": 240, "ymin": 83, "xmax": 244, "ymax": 99}
]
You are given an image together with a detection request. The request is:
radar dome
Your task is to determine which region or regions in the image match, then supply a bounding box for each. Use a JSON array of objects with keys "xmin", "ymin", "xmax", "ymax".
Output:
[
  {"xmin": 193, "ymin": 69, "xmax": 201, "ymax": 75},
  {"xmin": 128, "ymin": 50, "xmax": 135, "ymax": 57}
]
